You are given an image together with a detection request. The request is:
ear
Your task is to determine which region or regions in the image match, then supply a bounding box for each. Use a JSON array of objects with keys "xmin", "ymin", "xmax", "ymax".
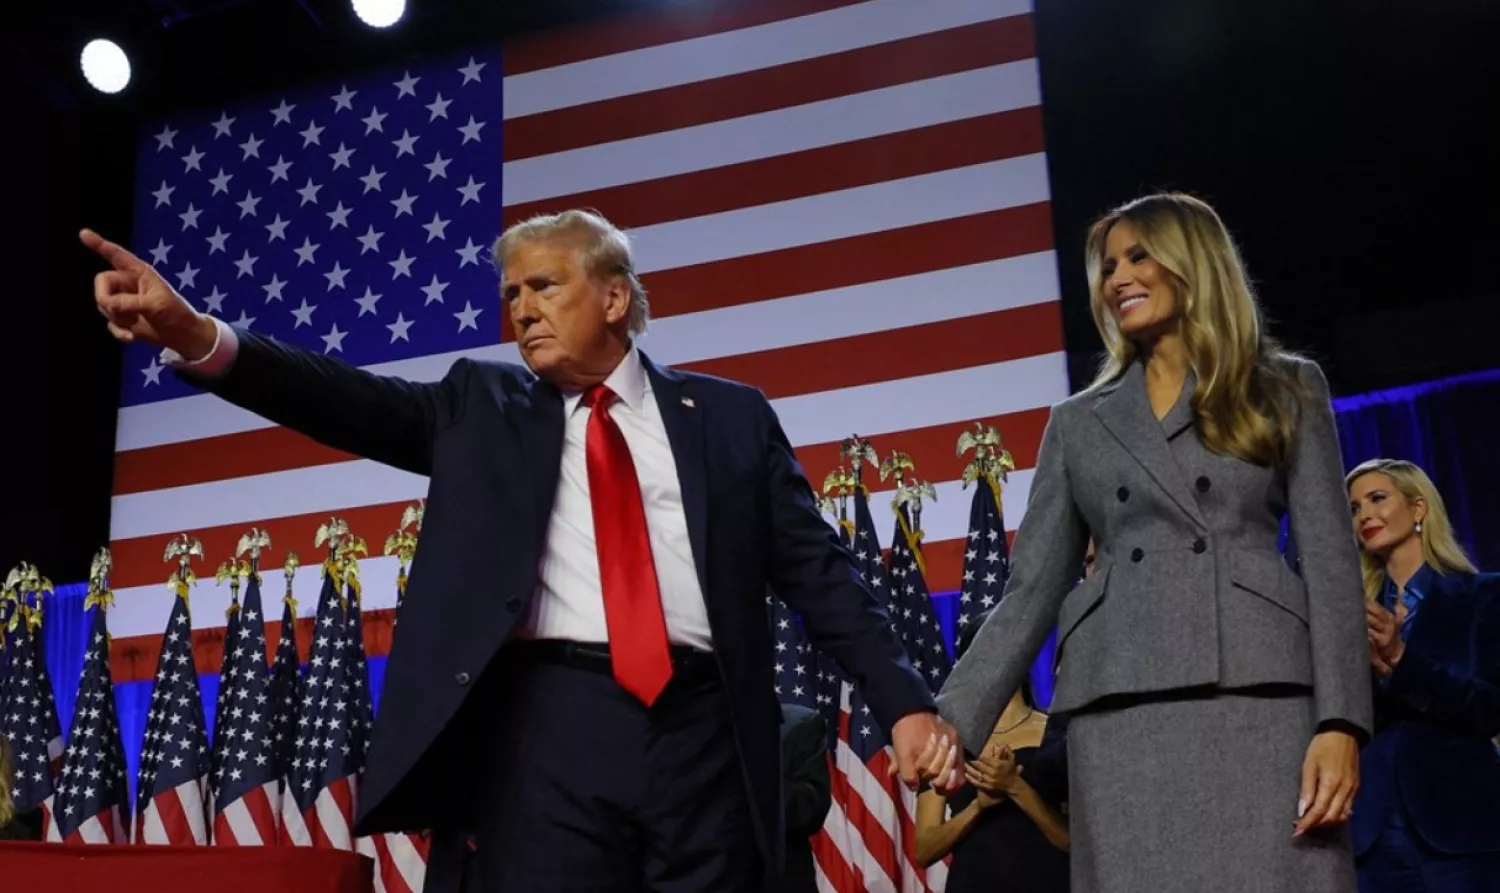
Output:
[
  {"xmin": 601, "ymin": 275, "xmax": 632, "ymax": 327},
  {"xmin": 1410, "ymin": 496, "xmax": 1427, "ymax": 524}
]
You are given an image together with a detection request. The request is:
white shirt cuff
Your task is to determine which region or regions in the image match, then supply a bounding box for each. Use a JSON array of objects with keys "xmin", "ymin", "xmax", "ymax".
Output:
[{"xmin": 160, "ymin": 317, "xmax": 240, "ymax": 378}]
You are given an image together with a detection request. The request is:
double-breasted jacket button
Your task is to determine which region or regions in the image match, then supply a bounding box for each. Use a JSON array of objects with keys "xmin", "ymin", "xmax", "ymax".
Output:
[
  {"xmin": 1196, "ymin": 476, "xmax": 1211, "ymax": 493},
  {"xmin": 1192, "ymin": 538, "xmax": 1207, "ymax": 554},
  {"xmin": 504, "ymin": 597, "xmax": 523, "ymax": 614},
  {"xmin": 455, "ymin": 671, "xmax": 472, "ymax": 686},
  {"xmin": 1117, "ymin": 486, "xmax": 1130, "ymax": 502},
  {"xmin": 1130, "ymin": 547, "xmax": 1145, "ymax": 563}
]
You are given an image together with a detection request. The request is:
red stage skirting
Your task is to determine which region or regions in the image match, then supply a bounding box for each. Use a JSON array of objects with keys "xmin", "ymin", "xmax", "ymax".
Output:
[{"xmin": 0, "ymin": 842, "xmax": 374, "ymax": 892}]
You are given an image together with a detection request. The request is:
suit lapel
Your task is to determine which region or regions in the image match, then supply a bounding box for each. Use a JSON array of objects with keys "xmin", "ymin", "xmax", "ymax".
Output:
[
  {"xmin": 1092, "ymin": 361, "xmax": 1207, "ymax": 528},
  {"xmin": 643, "ymin": 353, "xmax": 711, "ymax": 599},
  {"xmin": 515, "ymin": 374, "xmax": 567, "ymax": 542}
]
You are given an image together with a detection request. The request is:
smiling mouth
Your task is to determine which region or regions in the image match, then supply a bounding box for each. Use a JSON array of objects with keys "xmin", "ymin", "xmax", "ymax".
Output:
[
  {"xmin": 1118, "ymin": 294, "xmax": 1148, "ymax": 314},
  {"xmin": 1361, "ymin": 525, "xmax": 1384, "ymax": 540}
]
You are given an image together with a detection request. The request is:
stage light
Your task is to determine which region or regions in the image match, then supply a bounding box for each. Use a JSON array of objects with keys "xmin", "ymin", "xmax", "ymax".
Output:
[
  {"xmin": 351, "ymin": 0, "xmax": 406, "ymax": 28},
  {"xmin": 80, "ymin": 38, "xmax": 131, "ymax": 94}
]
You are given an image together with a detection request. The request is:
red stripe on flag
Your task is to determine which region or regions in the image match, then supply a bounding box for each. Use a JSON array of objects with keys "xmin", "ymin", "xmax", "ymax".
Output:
[
  {"xmin": 503, "ymin": 16, "xmax": 1035, "ymax": 161},
  {"xmin": 680, "ymin": 303, "xmax": 1063, "ymax": 401},
  {"xmin": 502, "ymin": 108, "xmax": 1047, "ymax": 232},
  {"xmin": 111, "ymin": 609, "xmax": 391, "ymax": 685},
  {"xmin": 501, "ymin": 0, "xmax": 869, "ymax": 76},
  {"xmin": 795, "ymin": 407, "xmax": 1049, "ymax": 493},
  {"xmin": 644, "ymin": 204, "xmax": 1055, "ymax": 320}
]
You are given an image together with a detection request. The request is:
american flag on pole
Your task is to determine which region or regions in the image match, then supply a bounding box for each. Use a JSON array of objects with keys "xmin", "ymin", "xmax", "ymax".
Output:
[
  {"xmin": 888, "ymin": 505, "xmax": 954, "ymax": 694},
  {"xmin": 208, "ymin": 574, "xmax": 246, "ymax": 796},
  {"xmin": 53, "ymin": 597, "xmax": 130, "ymax": 844},
  {"xmin": 955, "ymin": 427, "xmax": 1014, "ymax": 630},
  {"xmin": 210, "ymin": 560, "xmax": 281, "ymax": 845},
  {"xmin": 133, "ymin": 577, "xmax": 211, "ymax": 845},
  {"xmin": 104, "ymin": 0, "xmax": 1066, "ymax": 688},
  {"xmin": 269, "ymin": 562, "xmax": 302, "ymax": 785},
  {"xmin": 0, "ymin": 580, "xmax": 63, "ymax": 839},
  {"xmin": 818, "ymin": 482, "xmax": 949, "ymax": 893},
  {"xmin": 279, "ymin": 551, "xmax": 363, "ymax": 848}
]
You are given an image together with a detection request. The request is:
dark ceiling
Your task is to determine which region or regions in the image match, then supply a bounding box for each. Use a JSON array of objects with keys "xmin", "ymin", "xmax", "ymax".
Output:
[{"xmin": 9, "ymin": 0, "xmax": 1500, "ymax": 583}]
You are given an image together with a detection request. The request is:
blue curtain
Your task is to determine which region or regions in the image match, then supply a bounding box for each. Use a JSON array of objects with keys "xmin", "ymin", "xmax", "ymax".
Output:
[
  {"xmin": 41, "ymin": 583, "xmax": 91, "ymax": 740},
  {"xmin": 1333, "ymin": 368, "xmax": 1500, "ymax": 571}
]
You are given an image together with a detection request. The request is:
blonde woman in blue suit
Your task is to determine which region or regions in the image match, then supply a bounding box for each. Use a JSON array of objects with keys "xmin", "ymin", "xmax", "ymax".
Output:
[{"xmin": 937, "ymin": 193, "xmax": 1371, "ymax": 893}]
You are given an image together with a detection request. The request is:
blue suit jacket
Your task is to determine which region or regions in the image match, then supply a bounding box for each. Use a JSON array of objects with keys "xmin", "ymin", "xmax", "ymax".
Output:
[
  {"xmin": 1352, "ymin": 569, "xmax": 1500, "ymax": 856},
  {"xmin": 187, "ymin": 328, "xmax": 933, "ymax": 867}
]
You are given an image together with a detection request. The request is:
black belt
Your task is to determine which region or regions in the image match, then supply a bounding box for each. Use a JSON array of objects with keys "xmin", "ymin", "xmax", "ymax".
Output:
[{"xmin": 505, "ymin": 639, "xmax": 720, "ymax": 686}]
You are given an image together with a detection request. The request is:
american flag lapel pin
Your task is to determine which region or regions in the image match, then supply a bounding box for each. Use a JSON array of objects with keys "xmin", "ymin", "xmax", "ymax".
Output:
[{"xmin": 681, "ymin": 396, "xmax": 695, "ymax": 408}]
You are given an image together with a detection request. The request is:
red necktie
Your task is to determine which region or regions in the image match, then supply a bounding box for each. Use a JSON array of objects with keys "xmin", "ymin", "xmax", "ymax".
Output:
[{"xmin": 582, "ymin": 385, "xmax": 673, "ymax": 706}]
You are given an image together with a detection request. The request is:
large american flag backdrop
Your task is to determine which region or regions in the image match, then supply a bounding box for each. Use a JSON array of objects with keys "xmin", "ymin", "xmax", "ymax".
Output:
[{"xmin": 91, "ymin": 0, "xmax": 1067, "ymax": 886}]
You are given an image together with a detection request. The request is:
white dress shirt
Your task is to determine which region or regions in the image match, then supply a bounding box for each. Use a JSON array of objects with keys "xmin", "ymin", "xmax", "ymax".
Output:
[
  {"xmin": 170, "ymin": 324, "xmax": 714, "ymax": 650},
  {"xmin": 513, "ymin": 346, "xmax": 713, "ymax": 650}
]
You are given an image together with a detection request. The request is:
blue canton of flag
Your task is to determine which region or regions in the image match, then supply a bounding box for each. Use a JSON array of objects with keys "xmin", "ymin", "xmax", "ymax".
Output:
[
  {"xmin": 844, "ymin": 487, "xmax": 894, "ymax": 760},
  {"xmin": 270, "ymin": 589, "xmax": 302, "ymax": 785},
  {"xmin": 958, "ymin": 476, "xmax": 1010, "ymax": 630},
  {"xmin": 123, "ymin": 49, "xmax": 502, "ymax": 405},
  {"xmin": 210, "ymin": 586, "xmax": 246, "ymax": 793},
  {"xmin": 280, "ymin": 562, "xmax": 367, "ymax": 845},
  {"xmin": 53, "ymin": 605, "xmax": 129, "ymax": 843},
  {"xmin": 212, "ymin": 570, "xmax": 281, "ymax": 843},
  {"xmin": 342, "ymin": 580, "xmax": 374, "ymax": 774},
  {"xmin": 0, "ymin": 602, "xmax": 62, "ymax": 817},
  {"xmin": 134, "ymin": 591, "xmax": 211, "ymax": 844},
  {"xmin": 888, "ymin": 507, "xmax": 953, "ymax": 693},
  {"xmin": 769, "ymin": 594, "xmax": 818, "ymax": 711}
]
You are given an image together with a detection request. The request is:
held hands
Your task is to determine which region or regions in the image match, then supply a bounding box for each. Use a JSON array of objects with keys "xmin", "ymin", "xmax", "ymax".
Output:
[
  {"xmin": 81, "ymin": 229, "xmax": 217, "ymax": 359},
  {"xmin": 1294, "ymin": 729, "xmax": 1359, "ymax": 837},
  {"xmin": 965, "ymin": 740, "xmax": 1022, "ymax": 809},
  {"xmin": 889, "ymin": 711, "xmax": 964, "ymax": 796},
  {"xmin": 1365, "ymin": 602, "xmax": 1406, "ymax": 677}
]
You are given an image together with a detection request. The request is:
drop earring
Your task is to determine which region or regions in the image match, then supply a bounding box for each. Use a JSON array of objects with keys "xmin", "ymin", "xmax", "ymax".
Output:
[{"xmin": 1415, "ymin": 521, "xmax": 1424, "ymax": 534}]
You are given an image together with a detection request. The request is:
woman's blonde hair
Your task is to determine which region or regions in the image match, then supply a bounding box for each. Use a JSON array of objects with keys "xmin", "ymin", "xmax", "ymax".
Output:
[
  {"xmin": 1345, "ymin": 458, "xmax": 1477, "ymax": 599},
  {"xmin": 0, "ymin": 734, "xmax": 15, "ymax": 827},
  {"xmin": 1085, "ymin": 192, "xmax": 1306, "ymax": 467}
]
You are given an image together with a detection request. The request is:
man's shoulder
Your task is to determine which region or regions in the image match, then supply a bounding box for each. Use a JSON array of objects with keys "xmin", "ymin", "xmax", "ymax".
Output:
[
  {"xmin": 456, "ymin": 356, "xmax": 531, "ymax": 382},
  {"xmin": 668, "ymin": 365, "xmax": 764, "ymax": 399}
]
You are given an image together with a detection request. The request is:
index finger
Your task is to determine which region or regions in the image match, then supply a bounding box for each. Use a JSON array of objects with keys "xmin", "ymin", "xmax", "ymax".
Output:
[{"xmin": 80, "ymin": 229, "xmax": 147, "ymax": 273}]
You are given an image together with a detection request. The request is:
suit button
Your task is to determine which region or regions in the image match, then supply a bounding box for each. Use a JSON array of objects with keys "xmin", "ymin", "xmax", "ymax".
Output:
[
  {"xmin": 1117, "ymin": 486, "xmax": 1130, "ymax": 502},
  {"xmin": 1196, "ymin": 476, "xmax": 1211, "ymax": 493},
  {"xmin": 504, "ymin": 597, "xmax": 523, "ymax": 614},
  {"xmin": 1192, "ymin": 538, "xmax": 1207, "ymax": 554},
  {"xmin": 455, "ymin": 672, "xmax": 472, "ymax": 686},
  {"xmin": 1130, "ymin": 548, "xmax": 1144, "ymax": 563}
]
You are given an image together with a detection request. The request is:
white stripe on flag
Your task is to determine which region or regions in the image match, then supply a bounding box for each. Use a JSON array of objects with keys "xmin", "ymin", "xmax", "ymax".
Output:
[
  {"xmin": 501, "ymin": 0, "xmax": 1032, "ymax": 117},
  {"xmin": 503, "ymin": 62, "xmax": 1042, "ymax": 203}
]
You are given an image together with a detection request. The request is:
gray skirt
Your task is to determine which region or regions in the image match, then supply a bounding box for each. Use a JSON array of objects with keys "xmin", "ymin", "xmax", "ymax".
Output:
[{"xmin": 1065, "ymin": 687, "xmax": 1357, "ymax": 893}]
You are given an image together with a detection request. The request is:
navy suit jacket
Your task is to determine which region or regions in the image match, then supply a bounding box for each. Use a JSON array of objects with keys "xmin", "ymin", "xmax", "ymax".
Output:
[
  {"xmin": 1352, "ymin": 569, "xmax": 1500, "ymax": 856},
  {"xmin": 186, "ymin": 328, "xmax": 933, "ymax": 865}
]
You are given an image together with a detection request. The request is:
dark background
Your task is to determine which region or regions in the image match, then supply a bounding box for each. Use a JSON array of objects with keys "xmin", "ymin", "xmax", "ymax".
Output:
[{"xmin": 9, "ymin": 0, "xmax": 1499, "ymax": 583}]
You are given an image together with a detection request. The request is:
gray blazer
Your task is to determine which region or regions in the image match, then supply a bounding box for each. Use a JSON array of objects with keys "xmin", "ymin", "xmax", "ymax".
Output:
[{"xmin": 937, "ymin": 357, "xmax": 1373, "ymax": 748}]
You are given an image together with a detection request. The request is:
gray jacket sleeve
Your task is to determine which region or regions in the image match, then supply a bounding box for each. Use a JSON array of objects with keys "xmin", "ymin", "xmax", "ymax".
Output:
[
  {"xmin": 935, "ymin": 408, "xmax": 1088, "ymax": 749},
  {"xmin": 1286, "ymin": 359, "xmax": 1374, "ymax": 740}
]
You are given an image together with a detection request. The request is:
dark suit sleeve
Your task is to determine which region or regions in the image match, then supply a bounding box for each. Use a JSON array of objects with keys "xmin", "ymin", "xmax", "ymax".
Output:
[
  {"xmin": 757, "ymin": 396, "xmax": 934, "ymax": 731},
  {"xmin": 784, "ymin": 709, "xmax": 833, "ymax": 838},
  {"xmin": 1285, "ymin": 360, "xmax": 1374, "ymax": 741},
  {"xmin": 1384, "ymin": 576, "xmax": 1500, "ymax": 739},
  {"xmin": 179, "ymin": 326, "xmax": 468, "ymax": 476}
]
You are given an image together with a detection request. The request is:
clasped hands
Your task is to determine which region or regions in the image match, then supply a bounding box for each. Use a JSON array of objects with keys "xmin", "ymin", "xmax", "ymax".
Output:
[
  {"xmin": 889, "ymin": 712, "xmax": 965, "ymax": 795},
  {"xmin": 1365, "ymin": 600, "xmax": 1406, "ymax": 677},
  {"xmin": 966, "ymin": 739, "xmax": 1024, "ymax": 809}
]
